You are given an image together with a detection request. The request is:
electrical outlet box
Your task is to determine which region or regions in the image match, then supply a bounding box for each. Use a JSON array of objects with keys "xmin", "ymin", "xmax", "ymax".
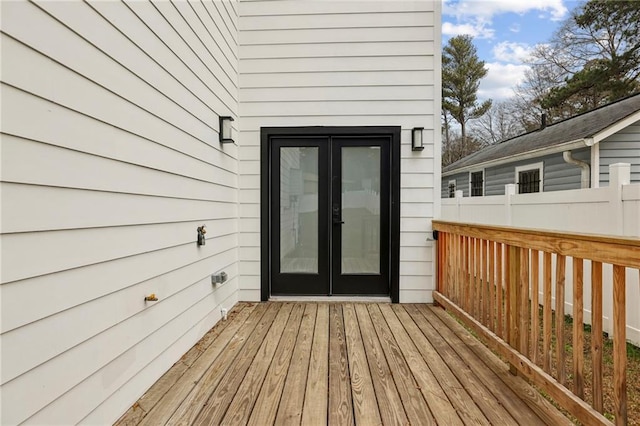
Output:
[{"xmin": 211, "ymin": 271, "xmax": 228, "ymax": 284}]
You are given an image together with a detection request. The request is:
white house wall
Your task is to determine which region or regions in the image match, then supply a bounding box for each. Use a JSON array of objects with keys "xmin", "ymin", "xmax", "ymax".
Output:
[
  {"xmin": 238, "ymin": 0, "xmax": 441, "ymax": 303},
  {"xmin": 0, "ymin": 1, "xmax": 239, "ymax": 424}
]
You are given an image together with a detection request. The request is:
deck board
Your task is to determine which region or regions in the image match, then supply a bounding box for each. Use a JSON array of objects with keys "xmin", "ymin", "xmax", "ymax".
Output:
[
  {"xmin": 385, "ymin": 304, "xmax": 476, "ymax": 425},
  {"xmin": 403, "ymin": 304, "xmax": 519, "ymax": 425},
  {"xmin": 424, "ymin": 304, "xmax": 573, "ymax": 426},
  {"xmin": 367, "ymin": 304, "xmax": 437, "ymax": 425},
  {"xmin": 116, "ymin": 302, "xmax": 571, "ymax": 426},
  {"xmin": 195, "ymin": 303, "xmax": 291, "ymax": 425},
  {"xmin": 275, "ymin": 303, "xmax": 316, "ymax": 425},
  {"xmin": 247, "ymin": 303, "xmax": 304, "ymax": 425},
  {"xmin": 301, "ymin": 303, "xmax": 329, "ymax": 426},
  {"xmin": 343, "ymin": 303, "xmax": 382, "ymax": 425},
  {"xmin": 328, "ymin": 304, "xmax": 354, "ymax": 426},
  {"xmin": 354, "ymin": 303, "xmax": 408, "ymax": 426}
]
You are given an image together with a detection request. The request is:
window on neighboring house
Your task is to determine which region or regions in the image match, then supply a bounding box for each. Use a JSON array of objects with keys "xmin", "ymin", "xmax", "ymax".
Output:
[
  {"xmin": 515, "ymin": 163, "xmax": 543, "ymax": 194},
  {"xmin": 448, "ymin": 180, "xmax": 456, "ymax": 198},
  {"xmin": 470, "ymin": 171, "xmax": 483, "ymax": 196}
]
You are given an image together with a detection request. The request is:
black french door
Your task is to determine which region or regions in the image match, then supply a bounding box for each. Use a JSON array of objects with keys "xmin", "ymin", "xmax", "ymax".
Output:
[{"xmin": 264, "ymin": 129, "xmax": 397, "ymax": 298}]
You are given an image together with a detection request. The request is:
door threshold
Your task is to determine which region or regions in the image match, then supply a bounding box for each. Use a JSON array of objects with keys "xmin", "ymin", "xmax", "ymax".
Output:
[{"xmin": 269, "ymin": 295, "xmax": 392, "ymax": 303}]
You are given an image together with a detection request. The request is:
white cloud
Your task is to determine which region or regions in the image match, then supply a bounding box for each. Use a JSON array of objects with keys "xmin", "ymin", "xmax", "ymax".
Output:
[
  {"xmin": 443, "ymin": 0, "xmax": 568, "ymax": 22},
  {"xmin": 442, "ymin": 0, "xmax": 569, "ymax": 42},
  {"xmin": 492, "ymin": 41, "xmax": 533, "ymax": 63},
  {"xmin": 478, "ymin": 62, "xmax": 530, "ymax": 101},
  {"xmin": 442, "ymin": 21, "xmax": 494, "ymax": 39}
]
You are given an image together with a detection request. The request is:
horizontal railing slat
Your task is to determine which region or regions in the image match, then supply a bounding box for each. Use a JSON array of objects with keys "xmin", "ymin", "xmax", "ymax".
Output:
[{"xmin": 433, "ymin": 221, "xmax": 640, "ymax": 269}]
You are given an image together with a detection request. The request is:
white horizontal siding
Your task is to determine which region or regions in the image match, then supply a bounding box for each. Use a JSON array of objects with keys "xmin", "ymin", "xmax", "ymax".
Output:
[
  {"xmin": 242, "ymin": 85, "xmax": 435, "ymax": 102},
  {"xmin": 240, "ymin": 1, "xmax": 434, "ymax": 16},
  {"xmin": 1, "ymin": 238, "xmax": 236, "ymax": 335},
  {"xmin": 1, "ymin": 220, "xmax": 237, "ymax": 287},
  {"xmin": 0, "ymin": 1, "xmax": 239, "ymax": 425},
  {"xmin": 238, "ymin": 115, "xmax": 438, "ymax": 130},
  {"xmin": 241, "ymin": 100, "xmax": 434, "ymax": 117},
  {"xmin": 238, "ymin": 0, "xmax": 440, "ymax": 303},
  {"xmin": 1, "ymin": 183, "xmax": 237, "ymax": 233},
  {"xmin": 1, "ymin": 250, "xmax": 237, "ymax": 386},
  {"xmin": 1, "ymin": 135, "xmax": 236, "ymax": 204},
  {"xmin": 81, "ymin": 287, "xmax": 237, "ymax": 425},
  {"xmin": 240, "ymin": 11, "xmax": 435, "ymax": 30},
  {"xmin": 241, "ymin": 56, "xmax": 434, "ymax": 73},
  {"xmin": 239, "ymin": 26, "xmax": 434, "ymax": 45},
  {"xmin": 240, "ymin": 40, "xmax": 435, "ymax": 59},
  {"xmin": 240, "ymin": 70, "xmax": 435, "ymax": 88},
  {"xmin": 2, "ymin": 86, "xmax": 235, "ymax": 185}
]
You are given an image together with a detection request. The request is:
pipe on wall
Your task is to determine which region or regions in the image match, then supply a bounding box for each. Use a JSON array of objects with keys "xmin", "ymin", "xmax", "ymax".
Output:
[{"xmin": 563, "ymin": 150, "xmax": 590, "ymax": 188}]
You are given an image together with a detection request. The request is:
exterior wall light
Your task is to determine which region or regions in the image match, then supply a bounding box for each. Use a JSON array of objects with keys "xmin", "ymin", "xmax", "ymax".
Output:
[
  {"xmin": 219, "ymin": 116, "xmax": 235, "ymax": 144},
  {"xmin": 412, "ymin": 127, "xmax": 424, "ymax": 151}
]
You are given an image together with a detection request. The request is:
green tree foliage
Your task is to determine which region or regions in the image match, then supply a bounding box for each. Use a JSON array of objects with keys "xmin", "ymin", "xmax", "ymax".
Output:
[
  {"xmin": 442, "ymin": 35, "xmax": 492, "ymax": 165},
  {"xmin": 534, "ymin": 0, "xmax": 640, "ymax": 116}
]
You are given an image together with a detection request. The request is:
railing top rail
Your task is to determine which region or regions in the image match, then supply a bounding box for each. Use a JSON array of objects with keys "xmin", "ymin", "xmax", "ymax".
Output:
[{"xmin": 432, "ymin": 220, "xmax": 640, "ymax": 269}]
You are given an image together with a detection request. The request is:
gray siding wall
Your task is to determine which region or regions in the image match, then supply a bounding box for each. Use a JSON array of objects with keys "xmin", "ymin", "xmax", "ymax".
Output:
[
  {"xmin": 0, "ymin": 1, "xmax": 239, "ymax": 424},
  {"xmin": 544, "ymin": 148, "xmax": 590, "ymax": 191},
  {"xmin": 483, "ymin": 149, "xmax": 590, "ymax": 195},
  {"xmin": 599, "ymin": 119, "xmax": 640, "ymax": 185},
  {"xmin": 238, "ymin": 0, "xmax": 441, "ymax": 303},
  {"xmin": 441, "ymin": 172, "xmax": 468, "ymax": 198},
  {"xmin": 444, "ymin": 148, "xmax": 591, "ymax": 197},
  {"xmin": 484, "ymin": 162, "xmax": 515, "ymax": 196}
]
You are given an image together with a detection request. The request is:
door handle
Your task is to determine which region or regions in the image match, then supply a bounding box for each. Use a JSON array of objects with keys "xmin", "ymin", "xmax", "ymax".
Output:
[{"xmin": 332, "ymin": 203, "xmax": 343, "ymax": 224}]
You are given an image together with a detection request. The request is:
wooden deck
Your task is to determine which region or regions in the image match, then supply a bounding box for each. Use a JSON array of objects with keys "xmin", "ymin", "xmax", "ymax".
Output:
[{"xmin": 115, "ymin": 302, "xmax": 571, "ymax": 426}]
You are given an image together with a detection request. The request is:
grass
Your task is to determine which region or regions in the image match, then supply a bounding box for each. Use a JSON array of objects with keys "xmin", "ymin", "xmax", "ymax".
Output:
[{"xmin": 552, "ymin": 313, "xmax": 640, "ymax": 424}]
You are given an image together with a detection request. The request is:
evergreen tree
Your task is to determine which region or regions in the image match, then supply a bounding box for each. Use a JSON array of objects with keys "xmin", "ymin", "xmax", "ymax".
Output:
[
  {"xmin": 533, "ymin": 0, "xmax": 640, "ymax": 115},
  {"xmin": 442, "ymin": 35, "xmax": 492, "ymax": 165}
]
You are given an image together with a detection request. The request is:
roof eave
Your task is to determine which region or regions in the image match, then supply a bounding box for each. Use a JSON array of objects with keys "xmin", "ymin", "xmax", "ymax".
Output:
[
  {"xmin": 588, "ymin": 109, "xmax": 640, "ymax": 146},
  {"xmin": 443, "ymin": 139, "xmax": 587, "ymax": 177}
]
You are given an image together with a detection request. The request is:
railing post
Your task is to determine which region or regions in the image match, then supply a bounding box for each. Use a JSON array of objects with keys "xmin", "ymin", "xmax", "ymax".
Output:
[
  {"xmin": 613, "ymin": 265, "xmax": 627, "ymax": 426},
  {"xmin": 436, "ymin": 231, "xmax": 443, "ymax": 302},
  {"xmin": 609, "ymin": 163, "xmax": 630, "ymax": 237},
  {"xmin": 455, "ymin": 189, "xmax": 463, "ymax": 221},
  {"xmin": 507, "ymin": 244, "xmax": 520, "ymax": 375},
  {"xmin": 556, "ymin": 255, "xmax": 567, "ymax": 386},
  {"xmin": 591, "ymin": 261, "xmax": 604, "ymax": 413},
  {"xmin": 573, "ymin": 258, "xmax": 585, "ymax": 399},
  {"xmin": 505, "ymin": 184, "xmax": 516, "ymax": 226},
  {"xmin": 518, "ymin": 248, "xmax": 529, "ymax": 356}
]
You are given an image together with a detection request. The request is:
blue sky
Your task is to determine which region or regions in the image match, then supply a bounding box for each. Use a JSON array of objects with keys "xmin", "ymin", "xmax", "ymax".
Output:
[{"xmin": 442, "ymin": 0, "xmax": 583, "ymax": 101}]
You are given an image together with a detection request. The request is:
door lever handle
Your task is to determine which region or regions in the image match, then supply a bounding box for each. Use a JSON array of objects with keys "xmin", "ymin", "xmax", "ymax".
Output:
[{"xmin": 333, "ymin": 219, "xmax": 345, "ymax": 225}]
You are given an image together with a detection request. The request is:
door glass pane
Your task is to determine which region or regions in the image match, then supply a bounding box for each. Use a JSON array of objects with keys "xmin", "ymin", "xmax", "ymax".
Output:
[
  {"xmin": 341, "ymin": 147, "xmax": 380, "ymax": 274},
  {"xmin": 280, "ymin": 147, "xmax": 318, "ymax": 273}
]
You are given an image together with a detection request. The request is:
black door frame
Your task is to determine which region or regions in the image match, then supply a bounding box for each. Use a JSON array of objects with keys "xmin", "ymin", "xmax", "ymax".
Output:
[{"xmin": 260, "ymin": 126, "xmax": 401, "ymax": 303}]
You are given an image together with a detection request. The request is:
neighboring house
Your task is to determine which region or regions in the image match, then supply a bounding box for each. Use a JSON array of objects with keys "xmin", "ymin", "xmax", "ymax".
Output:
[
  {"xmin": 0, "ymin": 1, "xmax": 440, "ymax": 424},
  {"xmin": 442, "ymin": 93, "xmax": 640, "ymax": 198}
]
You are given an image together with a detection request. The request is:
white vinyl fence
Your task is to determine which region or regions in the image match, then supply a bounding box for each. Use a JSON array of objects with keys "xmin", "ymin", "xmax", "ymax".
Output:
[{"xmin": 440, "ymin": 163, "xmax": 640, "ymax": 345}]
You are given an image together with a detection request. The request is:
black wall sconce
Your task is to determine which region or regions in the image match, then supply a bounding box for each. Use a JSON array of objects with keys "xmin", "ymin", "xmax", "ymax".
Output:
[
  {"xmin": 412, "ymin": 127, "xmax": 424, "ymax": 151},
  {"xmin": 219, "ymin": 116, "xmax": 234, "ymax": 144}
]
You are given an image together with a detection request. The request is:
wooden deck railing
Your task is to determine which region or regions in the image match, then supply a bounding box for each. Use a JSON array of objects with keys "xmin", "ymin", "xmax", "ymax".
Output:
[{"xmin": 432, "ymin": 220, "xmax": 640, "ymax": 426}]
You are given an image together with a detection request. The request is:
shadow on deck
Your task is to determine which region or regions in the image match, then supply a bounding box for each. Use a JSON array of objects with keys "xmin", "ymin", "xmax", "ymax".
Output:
[{"xmin": 115, "ymin": 302, "xmax": 570, "ymax": 425}]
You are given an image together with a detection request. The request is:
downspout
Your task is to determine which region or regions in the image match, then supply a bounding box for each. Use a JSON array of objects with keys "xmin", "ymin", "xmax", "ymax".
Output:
[{"xmin": 563, "ymin": 150, "xmax": 590, "ymax": 188}]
